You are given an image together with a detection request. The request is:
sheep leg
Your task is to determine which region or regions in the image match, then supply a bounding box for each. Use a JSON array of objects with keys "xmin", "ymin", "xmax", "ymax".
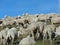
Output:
[{"xmin": 43, "ymin": 37, "xmax": 45, "ymax": 45}]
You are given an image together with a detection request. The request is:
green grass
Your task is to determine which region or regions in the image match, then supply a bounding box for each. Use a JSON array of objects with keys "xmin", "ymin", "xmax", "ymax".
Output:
[
  {"xmin": 35, "ymin": 40, "xmax": 59, "ymax": 45},
  {"xmin": 36, "ymin": 40, "xmax": 43, "ymax": 45}
]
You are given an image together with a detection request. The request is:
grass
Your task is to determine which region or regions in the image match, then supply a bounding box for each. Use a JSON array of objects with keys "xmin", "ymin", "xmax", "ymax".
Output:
[
  {"xmin": 35, "ymin": 40, "xmax": 59, "ymax": 45},
  {"xmin": 36, "ymin": 40, "xmax": 43, "ymax": 45}
]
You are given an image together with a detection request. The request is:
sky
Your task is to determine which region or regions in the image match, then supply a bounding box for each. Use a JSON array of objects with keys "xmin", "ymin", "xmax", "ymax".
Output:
[{"xmin": 0, "ymin": 0, "xmax": 59, "ymax": 18}]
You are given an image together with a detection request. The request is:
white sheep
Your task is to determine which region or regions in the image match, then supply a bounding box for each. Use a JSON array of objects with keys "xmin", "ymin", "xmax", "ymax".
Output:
[
  {"xmin": 43, "ymin": 24, "xmax": 56, "ymax": 45},
  {"xmin": 19, "ymin": 35, "xmax": 36, "ymax": 45},
  {"xmin": 51, "ymin": 17, "xmax": 60, "ymax": 24},
  {"xmin": 24, "ymin": 15, "xmax": 38, "ymax": 24},
  {"xmin": 17, "ymin": 26, "xmax": 29, "ymax": 38},
  {"xmin": 43, "ymin": 24, "xmax": 56, "ymax": 40},
  {"xmin": 6, "ymin": 27, "xmax": 18, "ymax": 45},
  {"xmin": 27, "ymin": 22, "xmax": 43, "ymax": 40},
  {"xmin": 0, "ymin": 27, "xmax": 9, "ymax": 45},
  {"xmin": 55, "ymin": 26, "xmax": 60, "ymax": 37}
]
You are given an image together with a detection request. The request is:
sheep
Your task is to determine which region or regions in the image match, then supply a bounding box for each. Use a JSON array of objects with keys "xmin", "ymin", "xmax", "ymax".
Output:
[
  {"xmin": 43, "ymin": 24, "xmax": 56, "ymax": 45},
  {"xmin": 38, "ymin": 15, "xmax": 48, "ymax": 22},
  {"xmin": 24, "ymin": 15, "xmax": 38, "ymax": 24},
  {"xmin": 4, "ymin": 16, "xmax": 17, "ymax": 25},
  {"xmin": 27, "ymin": 22, "xmax": 40, "ymax": 40},
  {"xmin": 6, "ymin": 27, "xmax": 18, "ymax": 45},
  {"xmin": 47, "ymin": 13, "xmax": 57, "ymax": 18},
  {"xmin": 36, "ymin": 22, "xmax": 46, "ymax": 40},
  {"xmin": 19, "ymin": 35, "xmax": 36, "ymax": 45},
  {"xmin": 51, "ymin": 17, "xmax": 60, "ymax": 24},
  {"xmin": 55, "ymin": 26, "xmax": 60, "ymax": 37},
  {"xmin": 43, "ymin": 24, "xmax": 56, "ymax": 40},
  {"xmin": 53, "ymin": 26, "xmax": 60, "ymax": 45},
  {"xmin": 0, "ymin": 27, "xmax": 9, "ymax": 45},
  {"xmin": 38, "ymin": 15, "xmax": 52, "ymax": 24},
  {"xmin": 15, "ymin": 18, "xmax": 25, "ymax": 26},
  {"xmin": 17, "ymin": 25, "xmax": 30, "ymax": 38}
]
